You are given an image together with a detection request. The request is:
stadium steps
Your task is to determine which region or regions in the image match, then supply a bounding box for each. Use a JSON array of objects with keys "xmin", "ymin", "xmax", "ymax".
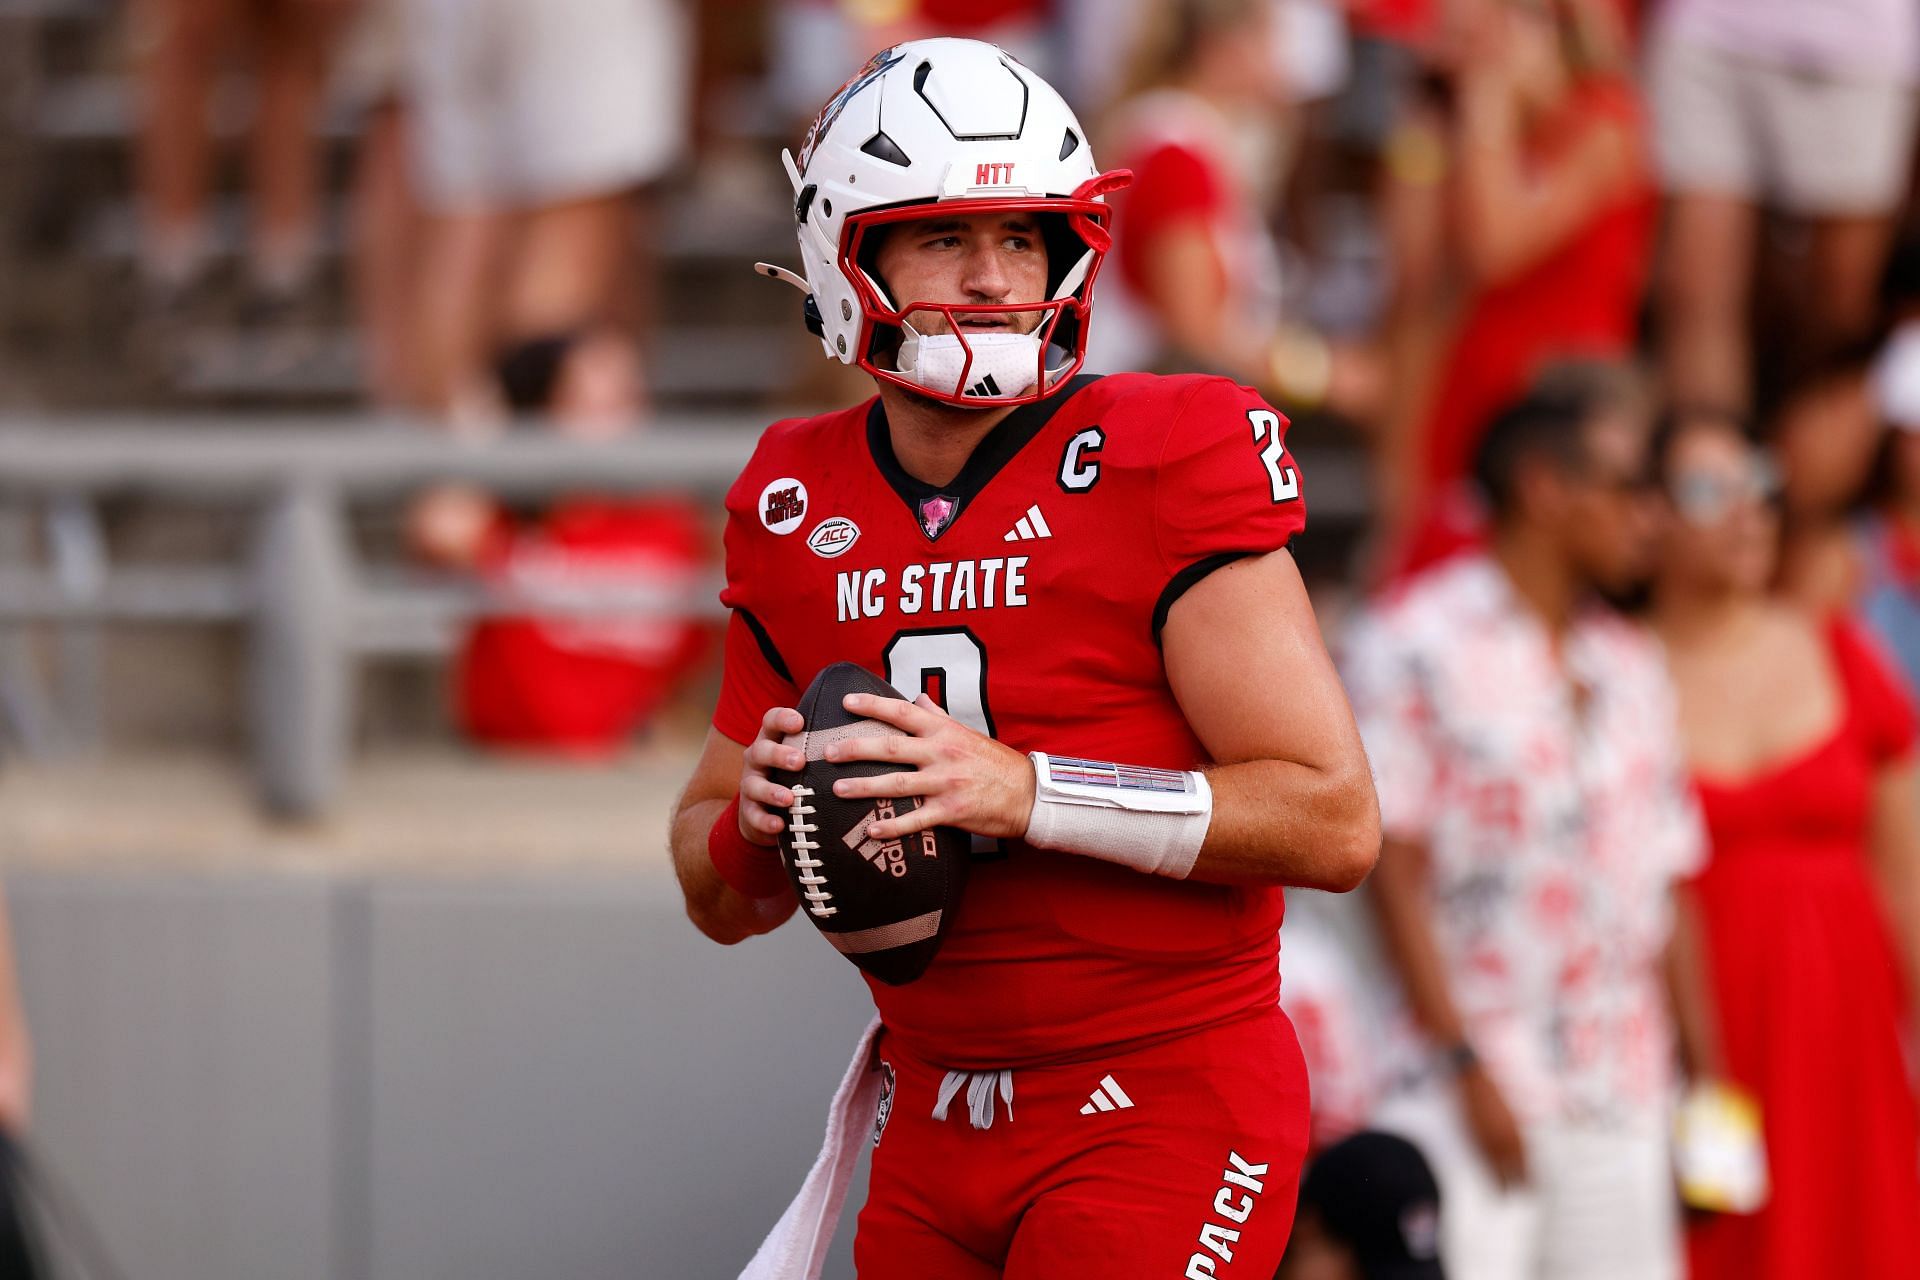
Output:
[{"xmin": 0, "ymin": 5, "xmax": 805, "ymax": 412}]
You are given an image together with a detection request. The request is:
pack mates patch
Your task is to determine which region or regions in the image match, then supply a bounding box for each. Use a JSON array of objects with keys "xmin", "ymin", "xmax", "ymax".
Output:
[{"xmin": 760, "ymin": 478, "xmax": 809, "ymax": 534}]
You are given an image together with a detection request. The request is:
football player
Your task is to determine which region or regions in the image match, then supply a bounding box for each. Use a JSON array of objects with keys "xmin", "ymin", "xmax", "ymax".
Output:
[{"xmin": 668, "ymin": 38, "xmax": 1379, "ymax": 1280}]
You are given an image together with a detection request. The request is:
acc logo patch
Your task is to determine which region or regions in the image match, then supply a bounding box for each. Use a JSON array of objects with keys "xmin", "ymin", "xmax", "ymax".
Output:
[
  {"xmin": 806, "ymin": 516, "xmax": 860, "ymax": 558},
  {"xmin": 873, "ymin": 1061, "xmax": 896, "ymax": 1147},
  {"xmin": 759, "ymin": 478, "xmax": 809, "ymax": 535}
]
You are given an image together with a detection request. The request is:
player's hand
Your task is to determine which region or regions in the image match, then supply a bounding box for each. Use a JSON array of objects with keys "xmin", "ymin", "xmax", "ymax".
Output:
[
  {"xmin": 825, "ymin": 693, "xmax": 1036, "ymax": 840},
  {"xmin": 738, "ymin": 706, "xmax": 806, "ymax": 847},
  {"xmin": 1459, "ymin": 1064, "xmax": 1528, "ymax": 1188}
]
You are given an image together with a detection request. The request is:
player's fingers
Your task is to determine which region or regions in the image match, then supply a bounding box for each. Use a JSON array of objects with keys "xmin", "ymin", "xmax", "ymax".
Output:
[
  {"xmin": 760, "ymin": 706, "xmax": 803, "ymax": 737},
  {"xmin": 744, "ymin": 809, "xmax": 786, "ymax": 838},
  {"xmin": 832, "ymin": 768, "xmax": 930, "ymax": 801},
  {"xmin": 865, "ymin": 800, "xmax": 940, "ymax": 841},
  {"xmin": 738, "ymin": 800, "xmax": 786, "ymax": 838},
  {"xmin": 745, "ymin": 735, "xmax": 805, "ymax": 772},
  {"xmin": 841, "ymin": 691, "xmax": 936, "ymax": 734},
  {"xmin": 740, "ymin": 773, "xmax": 796, "ymax": 813},
  {"xmin": 911, "ymin": 693, "xmax": 950, "ymax": 718},
  {"xmin": 823, "ymin": 731, "xmax": 931, "ymax": 766}
]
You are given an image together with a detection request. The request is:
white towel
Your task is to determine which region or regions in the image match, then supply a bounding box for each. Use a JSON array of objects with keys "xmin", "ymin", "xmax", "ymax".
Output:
[{"xmin": 738, "ymin": 1016, "xmax": 885, "ymax": 1280}]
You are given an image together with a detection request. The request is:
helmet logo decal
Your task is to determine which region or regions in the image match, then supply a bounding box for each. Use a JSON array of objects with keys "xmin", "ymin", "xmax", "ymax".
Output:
[
  {"xmin": 974, "ymin": 163, "xmax": 1016, "ymax": 185},
  {"xmin": 798, "ymin": 47, "xmax": 905, "ymax": 174}
]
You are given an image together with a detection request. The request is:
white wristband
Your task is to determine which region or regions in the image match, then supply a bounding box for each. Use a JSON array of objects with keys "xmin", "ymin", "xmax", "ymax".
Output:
[{"xmin": 1022, "ymin": 752, "xmax": 1213, "ymax": 880}]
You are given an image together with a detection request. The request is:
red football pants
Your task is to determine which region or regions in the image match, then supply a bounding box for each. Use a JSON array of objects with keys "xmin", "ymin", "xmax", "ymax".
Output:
[{"xmin": 855, "ymin": 1006, "xmax": 1310, "ymax": 1279}]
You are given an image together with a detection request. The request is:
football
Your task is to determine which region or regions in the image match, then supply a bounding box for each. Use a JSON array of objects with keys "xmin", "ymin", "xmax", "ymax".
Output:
[{"xmin": 769, "ymin": 662, "xmax": 970, "ymax": 985}]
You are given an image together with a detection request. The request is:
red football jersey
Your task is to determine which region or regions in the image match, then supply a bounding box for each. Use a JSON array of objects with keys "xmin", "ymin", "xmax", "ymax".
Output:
[{"xmin": 716, "ymin": 373, "xmax": 1307, "ymax": 1068}]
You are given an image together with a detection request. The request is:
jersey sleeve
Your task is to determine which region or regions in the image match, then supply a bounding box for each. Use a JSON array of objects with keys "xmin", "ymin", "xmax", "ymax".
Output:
[
  {"xmin": 712, "ymin": 448, "xmax": 800, "ymax": 745},
  {"xmin": 1150, "ymin": 379, "xmax": 1307, "ymax": 629},
  {"xmin": 1831, "ymin": 617, "xmax": 1919, "ymax": 765}
]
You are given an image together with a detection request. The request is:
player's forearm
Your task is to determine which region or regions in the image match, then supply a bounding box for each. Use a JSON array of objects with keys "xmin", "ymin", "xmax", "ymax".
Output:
[
  {"xmin": 669, "ymin": 795, "xmax": 793, "ymax": 945},
  {"xmin": 1184, "ymin": 757, "xmax": 1379, "ymax": 890}
]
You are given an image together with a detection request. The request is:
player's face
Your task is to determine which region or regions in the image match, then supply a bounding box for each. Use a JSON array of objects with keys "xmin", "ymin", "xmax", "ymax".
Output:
[
  {"xmin": 1656, "ymin": 424, "xmax": 1780, "ymax": 597},
  {"xmin": 872, "ymin": 212, "xmax": 1050, "ymax": 340},
  {"xmin": 1560, "ymin": 411, "xmax": 1658, "ymax": 592}
]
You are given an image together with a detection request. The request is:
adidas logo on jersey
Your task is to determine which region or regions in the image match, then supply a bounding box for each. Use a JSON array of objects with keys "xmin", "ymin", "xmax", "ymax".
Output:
[
  {"xmin": 1079, "ymin": 1073, "xmax": 1134, "ymax": 1115},
  {"xmin": 1003, "ymin": 504, "xmax": 1053, "ymax": 543}
]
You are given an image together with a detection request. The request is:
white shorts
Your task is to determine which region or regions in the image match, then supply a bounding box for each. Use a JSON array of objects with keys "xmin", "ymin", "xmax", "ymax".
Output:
[
  {"xmin": 1648, "ymin": 35, "xmax": 1919, "ymax": 216},
  {"xmin": 397, "ymin": 0, "xmax": 689, "ymax": 211},
  {"xmin": 1373, "ymin": 1084, "xmax": 1681, "ymax": 1280}
]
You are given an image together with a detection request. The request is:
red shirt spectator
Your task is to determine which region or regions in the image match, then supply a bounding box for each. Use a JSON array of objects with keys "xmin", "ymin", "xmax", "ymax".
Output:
[
  {"xmin": 457, "ymin": 498, "xmax": 712, "ymax": 754},
  {"xmin": 1399, "ymin": 79, "xmax": 1654, "ymax": 577}
]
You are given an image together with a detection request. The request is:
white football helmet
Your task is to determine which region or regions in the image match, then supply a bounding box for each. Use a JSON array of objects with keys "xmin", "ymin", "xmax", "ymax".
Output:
[{"xmin": 756, "ymin": 39, "xmax": 1129, "ymax": 408}]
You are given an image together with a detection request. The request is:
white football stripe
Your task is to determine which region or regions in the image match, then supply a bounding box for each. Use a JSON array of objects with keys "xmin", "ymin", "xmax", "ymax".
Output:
[
  {"xmin": 1090, "ymin": 1090, "xmax": 1115, "ymax": 1112},
  {"xmin": 1099, "ymin": 1074, "xmax": 1133, "ymax": 1108},
  {"xmin": 1027, "ymin": 505, "xmax": 1052, "ymax": 538},
  {"xmin": 1014, "ymin": 517, "xmax": 1034, "ymax": 540},
  {"xmin": 1003, "ymin": 529, "xmax": 1019, "ymax": 542},
  {"xmin": 1079, "ymin": 1102, "xmax": 1097, "ymax": 1115}
]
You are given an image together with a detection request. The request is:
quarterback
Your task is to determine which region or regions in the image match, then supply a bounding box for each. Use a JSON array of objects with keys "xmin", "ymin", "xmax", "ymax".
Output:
[{"xmin": 668, "ymin": 38, "xmax": 1380, "ymax": 1280}]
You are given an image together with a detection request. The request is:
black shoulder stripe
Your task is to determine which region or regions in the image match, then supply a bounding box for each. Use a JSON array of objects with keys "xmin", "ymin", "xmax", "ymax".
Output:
[
  {"xmin": 1151, "ymin": 550, "xmax": 1263, "ymax": 646},
  {"xmin": 737, "ymin": 608, "xmax": 794, "ymax": 683}
]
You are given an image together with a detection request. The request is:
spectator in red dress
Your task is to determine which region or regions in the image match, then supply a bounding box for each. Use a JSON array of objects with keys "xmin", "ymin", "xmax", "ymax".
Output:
[
  {"xmin": 1648, "ymin": 412, "xmax": 1920, "ymax": 1280},
  {"xmin": 1375, "ymin": 0, "xmax": 1653, "ymax": 581}
]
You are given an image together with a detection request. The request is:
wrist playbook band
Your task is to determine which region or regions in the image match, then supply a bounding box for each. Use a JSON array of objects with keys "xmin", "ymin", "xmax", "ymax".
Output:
[
  {"xmin": 709, "ymin": 797, "xmax": 791, "ymax": 900},
  {"xmin": 1022, "ymin": 752, "xmax": 1213, "ymax": 880}
]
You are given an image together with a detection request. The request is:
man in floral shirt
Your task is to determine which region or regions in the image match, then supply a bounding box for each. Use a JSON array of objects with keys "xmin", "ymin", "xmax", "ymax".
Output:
[{"xmin": 1343, "ymin": 374, "xmax": 1712, "ymax": 1280}]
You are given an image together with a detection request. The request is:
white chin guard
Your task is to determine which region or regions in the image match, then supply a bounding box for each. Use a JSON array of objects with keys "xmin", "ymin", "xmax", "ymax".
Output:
[{"xmin": 895, "ymin": 330, "xmax": 1044, "ymax": 401}]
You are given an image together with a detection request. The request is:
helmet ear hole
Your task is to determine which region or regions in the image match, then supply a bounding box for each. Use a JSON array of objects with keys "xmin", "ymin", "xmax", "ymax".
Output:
[{"xmin": 1039, "ymin": 213, "xmax": 1092, "ymax": 300}]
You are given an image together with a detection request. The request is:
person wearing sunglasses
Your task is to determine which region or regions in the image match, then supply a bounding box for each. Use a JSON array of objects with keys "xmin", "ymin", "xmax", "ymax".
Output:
[{"xmin": 1648, "ymin": 411, "xmax": 1920, "ymax": 1280}]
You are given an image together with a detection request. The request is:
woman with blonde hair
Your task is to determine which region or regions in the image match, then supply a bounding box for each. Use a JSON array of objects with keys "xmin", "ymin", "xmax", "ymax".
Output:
[{"xmin": 1093, "ymin": 0, "xmax": 1378, "ymax": 420}]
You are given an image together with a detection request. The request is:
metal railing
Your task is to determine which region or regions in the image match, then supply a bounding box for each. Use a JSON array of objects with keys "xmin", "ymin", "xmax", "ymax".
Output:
[
  {"xmin": 0, "ymin": 412, "xmax": 1368, "ymax": 820},
  {"xmin": 0, "ymin": 415, "xmax": 762, "ymax": 817}
]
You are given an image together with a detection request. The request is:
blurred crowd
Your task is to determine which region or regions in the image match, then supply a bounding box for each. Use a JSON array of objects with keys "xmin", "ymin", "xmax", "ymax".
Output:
[{"xmin": 81, "ymin": 0, "xmax": 1920, "ymax": 1276}]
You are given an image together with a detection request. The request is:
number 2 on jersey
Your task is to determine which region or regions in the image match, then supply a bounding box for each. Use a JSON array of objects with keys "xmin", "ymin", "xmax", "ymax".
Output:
[{"xmin": 1248, "ymin": 409, "xmax": 1300, "ymax": 503}]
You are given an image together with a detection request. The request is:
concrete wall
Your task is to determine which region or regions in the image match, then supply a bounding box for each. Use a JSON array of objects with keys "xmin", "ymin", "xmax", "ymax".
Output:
[{"xmin": 8, "ymin": 868, "xmax": 876, "ymax": 1280}]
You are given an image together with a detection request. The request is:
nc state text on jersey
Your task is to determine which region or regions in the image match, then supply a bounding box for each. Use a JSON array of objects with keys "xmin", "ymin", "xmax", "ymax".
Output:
[{"xmin": 836, "ymin": 557, "xmax": 1030, "ymax": 622}]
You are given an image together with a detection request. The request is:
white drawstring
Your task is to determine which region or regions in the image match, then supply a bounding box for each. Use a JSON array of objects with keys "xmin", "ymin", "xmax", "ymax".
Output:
[{"xmin": 932, "ymin": 1069, "xmax": 1014, "ymax": 1130}]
